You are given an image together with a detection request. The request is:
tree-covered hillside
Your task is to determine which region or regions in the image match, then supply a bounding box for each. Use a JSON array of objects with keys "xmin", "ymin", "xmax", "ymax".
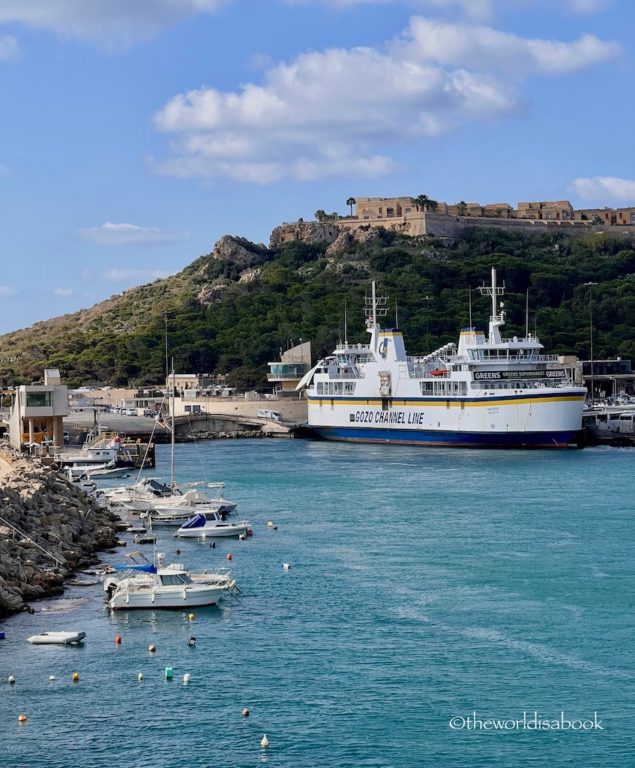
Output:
[{"xmin": 0, "ymin": 227, "xmax": 633, "ymax": 389}]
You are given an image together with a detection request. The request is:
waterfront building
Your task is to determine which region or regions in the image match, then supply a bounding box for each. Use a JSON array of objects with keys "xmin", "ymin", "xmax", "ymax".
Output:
[{"xmin": 8, "ymin": 369, "xmax": 69, "ymax": 449}]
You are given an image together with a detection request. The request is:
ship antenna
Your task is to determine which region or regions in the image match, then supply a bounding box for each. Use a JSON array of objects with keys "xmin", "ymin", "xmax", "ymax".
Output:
[
  {"xmin": 468, "ymin": 286, "xmax": 472, "ymax": 330},
  {"xmin": 525, "ymin": 288, "xmax": 529, "ymax": 338},
  {"xmin": 344, "ymin": 300, "xmax": 348, "ymax": 346}
]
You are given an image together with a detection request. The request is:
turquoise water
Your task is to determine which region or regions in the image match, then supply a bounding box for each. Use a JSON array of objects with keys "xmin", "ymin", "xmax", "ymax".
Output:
[{"xmin": 1, "ymin": 440, "xmax": 633, "ymax": 767}]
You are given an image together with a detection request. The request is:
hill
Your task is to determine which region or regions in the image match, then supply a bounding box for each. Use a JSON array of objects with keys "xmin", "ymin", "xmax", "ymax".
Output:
[{"xmin": 0, "ymin": 225, "xmax": 633, "ymax": 389}]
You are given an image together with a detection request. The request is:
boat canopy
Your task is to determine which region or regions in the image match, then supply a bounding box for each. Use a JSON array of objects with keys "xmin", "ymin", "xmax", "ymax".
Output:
[
  {"xmin": 113, "ymin": 563, "xmax": 156, "ymax": 573},
  {"xmin": 179, "ymin": 513, "xmax": 207, "ymax": 530}
]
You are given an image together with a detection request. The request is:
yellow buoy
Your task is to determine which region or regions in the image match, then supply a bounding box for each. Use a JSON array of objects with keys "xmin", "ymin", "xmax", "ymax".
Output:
[
  {"xmin": 261, "ymin": 734, "xmax": 269, "ymax": 748},
  {"xmin": 148, "ymin": 644, "xmax": 156, "ymax": 653},
  {"xmin": 187, "ymin": 613, "xmax": 195, "ymax": 622},
  {"xmin": 18, "ymin": 713, "xmax": 28, "ymax": 723},
  {"xmin": 72, "ymin": 672, "xmax": 80, "ymax": 682},
  {"xmin": 137, "ymin": 672, "xmax": 143, "ymax": 682}
]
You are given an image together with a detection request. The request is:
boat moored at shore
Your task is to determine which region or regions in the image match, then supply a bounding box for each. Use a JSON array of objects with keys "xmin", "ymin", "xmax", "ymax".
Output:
[{"xmin": 297, "ymin": 269, "xmax": 586, "ymax": 448}]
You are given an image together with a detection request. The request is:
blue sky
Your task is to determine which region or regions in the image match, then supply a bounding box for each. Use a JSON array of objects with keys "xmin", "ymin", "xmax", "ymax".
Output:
[{"xmin": 0, "ymin": 0, "xmax": 633, "ymax": 333}]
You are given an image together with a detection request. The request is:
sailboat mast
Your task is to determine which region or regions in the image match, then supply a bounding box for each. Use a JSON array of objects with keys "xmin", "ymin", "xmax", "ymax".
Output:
[{"xmin": 170, "ymin": 361, "xmax": 175, "ymax": 488}]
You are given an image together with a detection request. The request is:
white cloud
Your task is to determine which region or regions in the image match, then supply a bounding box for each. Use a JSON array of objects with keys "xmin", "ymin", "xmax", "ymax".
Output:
[
  {"xmin": 569, "ymin": 176, "xmax": 635, "ymax": 204},
  {"xmin": 397, "ymin": 17, "xmax": 619, "ymax": 74},
  {"xmin": 0, "ymin": 285, "xmax": 17, "ymax": 296},
  {"xmin": 153, "ymin": 16, "xmax": 618, "ymax": 184},
  {"xmin": 154, "ymin": 43, "xmax": 519, "ymax": 184},
  {"xmin": 78, "ymin": 222, "xmax": 190, "ymax": 245},
  {"xmin": 0, "ymin": 0, "xmax": 228, "ymax": 45},
  {"xmin": 0, "ymin": 34, "xmax": 19, "ymax": 59},
  {"xmin": 53, "ymin": 287, "xmax": 73, "ymax": 297},
  {"xmin": 103, "ymin": 268, "xmax": 173, "ymax": 282}
]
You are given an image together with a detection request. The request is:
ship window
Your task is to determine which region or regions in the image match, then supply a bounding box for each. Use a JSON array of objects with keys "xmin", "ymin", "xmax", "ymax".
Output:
[
  {"xmin": 317, "ymin": 383, "xmax": 323, "ymax": 395},
  {"xmin": 382, "ymin": 398, "xmax": 390, "ymax": 411}
]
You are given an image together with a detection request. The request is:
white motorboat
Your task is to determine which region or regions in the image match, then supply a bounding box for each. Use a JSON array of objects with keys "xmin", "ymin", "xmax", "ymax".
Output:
[
  {"xmin": 27, "ymin": 631, "xmax": 86, "ymax": 645},
  {"xmin": 103, "ymin": 553, "xmax": 237, "ymax": 595},
  {"xmin": 174, "ymin": 510, "xmax": 251, "ymax": 539},
  {"xmin": 106, "ymin": 560, "xmax": 228, "ymax": 610}
]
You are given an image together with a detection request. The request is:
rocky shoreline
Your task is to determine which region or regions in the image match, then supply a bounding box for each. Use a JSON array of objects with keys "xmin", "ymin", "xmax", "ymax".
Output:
[{"xmin": 0, "ymin": 446, "xmax": 121, "ymax": 617}]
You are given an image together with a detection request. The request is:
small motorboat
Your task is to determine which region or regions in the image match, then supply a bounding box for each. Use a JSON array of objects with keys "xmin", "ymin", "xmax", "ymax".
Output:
[
  {"xmin": 174, "ymin": 511, "xmax": 250, "ymax": 539},
  {"xmin": 106, "ymin": 560, "xmax": 228, "ymax": 611},
  {"xmin": 27, "ymin": 631, "xmax": 86, "ymax": 645}
]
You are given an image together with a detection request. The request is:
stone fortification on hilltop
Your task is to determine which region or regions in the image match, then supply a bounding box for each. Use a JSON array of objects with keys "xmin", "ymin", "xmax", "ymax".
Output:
[{"xmin": 0, "ymin": 447, "xmax": 120, "ymax": 617}]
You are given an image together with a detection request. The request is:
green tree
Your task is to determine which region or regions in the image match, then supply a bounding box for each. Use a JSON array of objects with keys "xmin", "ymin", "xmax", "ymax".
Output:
[
  {"xmin": 314, "ymin": 209, "xmax": 327, "ymax": 222},
  {"xmin": 346, "ymin": 197, "xmax": 356, "ymax": 217}
]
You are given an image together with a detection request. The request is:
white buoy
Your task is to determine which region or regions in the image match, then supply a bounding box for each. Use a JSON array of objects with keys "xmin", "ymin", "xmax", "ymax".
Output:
[
  {"xmin": 183, "ymin": 673, "xmax": 191, "ymax": 684},
  {"xmin": 283, "ymin": 563, "xmax": 291, "ymax": 571},
  {"xmin": 8, "ymin": 675, "xmax": 16, "ymax": 685},
  {"xmin": 261, "ymin": 734, "xmax": 269, "ymax": 748},
  {"xmin": 48, "ymin": 675, "xmax": 56, "ymax": 682},
  {"xmin": 267, "ymin": 521, "xmax": 274, "ymax": 528}
]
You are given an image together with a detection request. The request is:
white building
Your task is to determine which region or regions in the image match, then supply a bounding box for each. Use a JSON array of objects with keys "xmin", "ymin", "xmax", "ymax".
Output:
[{"xmin": 9, "ymin": 369, "xmax": 69, "ymax": 449}]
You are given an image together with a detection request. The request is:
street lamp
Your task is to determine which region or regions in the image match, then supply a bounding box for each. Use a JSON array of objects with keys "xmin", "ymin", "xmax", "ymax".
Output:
[{"xmin": 584, "ymin": 282, "xmax": 598, "ymax": 406}]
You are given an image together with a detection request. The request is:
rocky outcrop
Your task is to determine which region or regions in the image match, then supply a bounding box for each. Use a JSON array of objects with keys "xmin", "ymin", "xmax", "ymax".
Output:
[
  {"xmin": 197, "ymin": 283, "xmax": 230, "ymax": 305},
  {"xmin": 0, "ymin": 447, "xmax": 120, "ymax": 617},
  {"xmin": 212, "ymin": 235, "xmax": 265, "ymax": 268},
  {"xmin": 238, "ymin": 268, "xmax": 262, "ymax": 284},
  {"xmin": 269, "ymin": 221, "xmax": 341, "ymax": 249},
  {"xmin": 325, "ymin": 227, "xmax": 382, "ymax": 257}
]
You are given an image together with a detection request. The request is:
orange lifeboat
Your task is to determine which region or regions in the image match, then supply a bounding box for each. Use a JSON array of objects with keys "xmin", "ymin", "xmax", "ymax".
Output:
[{"xmin": 430, "ymin": 368, "xmax": 447, "ymax": 377}]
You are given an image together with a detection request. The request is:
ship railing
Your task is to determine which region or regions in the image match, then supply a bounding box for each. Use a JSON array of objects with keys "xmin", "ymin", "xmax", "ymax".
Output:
[{"xmin": 454, "ymin": 353, "xmax": 561, "ymax": 364}]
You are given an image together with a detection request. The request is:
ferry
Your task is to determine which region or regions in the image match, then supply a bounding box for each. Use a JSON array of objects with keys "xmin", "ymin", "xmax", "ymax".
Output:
[{"xmin": 297, "ymin": 269, "xmax": 587, "ymax": 448}]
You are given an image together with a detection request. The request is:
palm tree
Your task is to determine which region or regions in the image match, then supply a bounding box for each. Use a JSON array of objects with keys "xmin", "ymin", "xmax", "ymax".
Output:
[
  {"xmin": 410, "ymin": 194, "xmax": 429, "ymax": 212},
  {"xmin": 457, "ymin": 201, "xmax": 467, "ymax": 216},
  {"xmin": 346, "ymin": 197, "xmax": 356, "ymax": 217},
  {"xmin": 314, "ymin": 209, "xmax": 327, "ymax": 222},
  {"xmin": 427, "ymin": 199, "xmax": 438, "ymax": 212}
]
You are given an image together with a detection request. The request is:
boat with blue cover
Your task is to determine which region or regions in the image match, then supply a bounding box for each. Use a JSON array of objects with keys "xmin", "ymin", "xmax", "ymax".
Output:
[{"xmin": 174, "ymin": 511, "xmax": 250, "ymax": 538}]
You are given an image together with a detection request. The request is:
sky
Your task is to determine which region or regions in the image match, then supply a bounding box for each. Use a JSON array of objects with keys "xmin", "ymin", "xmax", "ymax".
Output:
[{"xmin": 0, "ymin": 0, "xmax": 634, "ymax": 333}]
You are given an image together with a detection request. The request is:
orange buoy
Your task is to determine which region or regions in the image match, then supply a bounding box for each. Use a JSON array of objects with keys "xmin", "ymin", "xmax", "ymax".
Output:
[
  {"xmin": 226, "ymin": 553, "xmax": 233, "ymax": 561},
  {"xmin": 115, "ymin": 635, "xmax": 122, "ymax": 645},
  {"xmin": 18, "ymin": 714, "xmax": 27, "ymax": 723}
]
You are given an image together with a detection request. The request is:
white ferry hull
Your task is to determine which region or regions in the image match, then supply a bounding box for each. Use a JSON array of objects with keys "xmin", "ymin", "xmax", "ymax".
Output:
[
  {"xmin": 301, "ymin": 272, "xmax": 587, "ymax": 450},
  {"xmin": 308, "ymin": 392, "xmax": 585, "ymax": 448}
]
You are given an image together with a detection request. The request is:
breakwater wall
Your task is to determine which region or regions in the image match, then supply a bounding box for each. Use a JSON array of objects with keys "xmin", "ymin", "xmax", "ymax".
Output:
[{"xmin": 0, "ymin": 446, "xmax": 120, "ymax": 617}]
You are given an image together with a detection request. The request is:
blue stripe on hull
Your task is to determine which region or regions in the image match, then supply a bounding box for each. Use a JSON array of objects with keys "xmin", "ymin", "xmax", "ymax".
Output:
[{"xmin": 311, "ymin": 426, "xmax": 582, "ymax": 448}]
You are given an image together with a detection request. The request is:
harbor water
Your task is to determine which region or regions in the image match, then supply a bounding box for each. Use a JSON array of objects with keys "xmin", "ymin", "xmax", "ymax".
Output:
[{"xmin": 1, "ymin": 439, "xmax": 633, "ymax": 767}]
